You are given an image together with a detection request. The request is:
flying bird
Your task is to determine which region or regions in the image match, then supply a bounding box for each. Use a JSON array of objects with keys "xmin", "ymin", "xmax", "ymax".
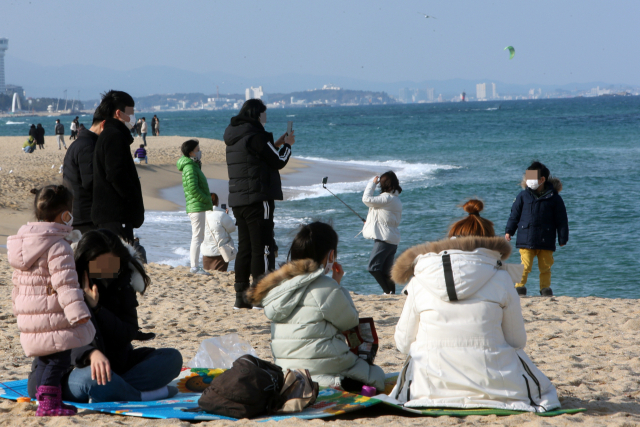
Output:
[{"xmin": 418, "ymin": 13, "xmax": 437, "ymax": 19}]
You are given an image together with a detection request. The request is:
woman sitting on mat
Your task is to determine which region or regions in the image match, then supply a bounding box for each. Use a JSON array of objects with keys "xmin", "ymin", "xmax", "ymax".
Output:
[
  {"xmin": 27, "ymin": 230, "xmax": 183, "ymax": 403},
  {"xmin": 247, "ymin": 221, "xmax": 385, "ymax": 393},
  {"xmin": 388, "ymin": 200, "xmax": 560, "ymax": 412}
]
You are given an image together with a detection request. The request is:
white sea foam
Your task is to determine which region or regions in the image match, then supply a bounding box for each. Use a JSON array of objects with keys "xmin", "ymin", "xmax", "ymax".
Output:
[
  {"xmin": 286, "ymin": 157, "xmax": 460, "ymax": 200},
  {"xmin": 156, "ymin": 247, "xmax": 190, "ymax": 267},
  {"xmin": 5, "ymin": 121, "xmax": 25, "ymax": 125}
]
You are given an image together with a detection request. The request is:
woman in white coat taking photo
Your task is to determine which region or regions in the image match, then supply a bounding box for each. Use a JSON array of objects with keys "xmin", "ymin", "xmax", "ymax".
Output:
[
  {"xmin": 202, "ymin": 193, "xmax": 236, "ymax": 272},
  {"xmin": 388, "ymin": 200, "xmax": 560, "ymax": 412},
  {"xmin": 362, "ymin": 171, "xmax": 402, "ymax": 294}
]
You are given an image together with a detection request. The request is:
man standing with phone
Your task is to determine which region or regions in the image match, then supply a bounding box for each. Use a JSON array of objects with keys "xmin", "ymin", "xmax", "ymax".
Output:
[{"xmin": 224, "ymin": 99, "xmax": 295, "ymax": 309}]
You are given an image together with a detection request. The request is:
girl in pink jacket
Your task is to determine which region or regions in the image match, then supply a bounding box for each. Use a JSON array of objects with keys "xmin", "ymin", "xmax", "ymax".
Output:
[{"xmin": 7, "ymin": 185, "xmax": 95, "ymax": 417}]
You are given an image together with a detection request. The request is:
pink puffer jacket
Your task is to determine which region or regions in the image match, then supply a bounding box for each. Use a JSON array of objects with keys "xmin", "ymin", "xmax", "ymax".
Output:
[{"xmin": 7, "ymin": 222, "xmax": 95, "ymax": 357}]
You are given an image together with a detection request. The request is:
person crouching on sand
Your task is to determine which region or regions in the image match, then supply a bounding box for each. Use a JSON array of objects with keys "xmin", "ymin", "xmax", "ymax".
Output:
[
  {"xmin": 202, "ymin": 192, "xmax": 237, "ymax": 272},
  {"xmin": 8, "ymin": 186, "xmax": 95, "ymax": 417},
  {"xmin": 388, "ymin": 200, "xmax": 560, "ymax": 412},
  {"xmin": 505, "ymin": 161, "xmax": 569, "ymax": 296},
  {"xmin": 362, "ymin": 171, "xmax": 402, "ymax": 294},
  {"xmin": 247, "ymin": 222, "xmax": 386, "ymax": 393}
]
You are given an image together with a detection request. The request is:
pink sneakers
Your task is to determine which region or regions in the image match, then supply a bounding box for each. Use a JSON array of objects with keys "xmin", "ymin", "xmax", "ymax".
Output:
[{"xmin": 35, "ymin": 385, "xmax": 77, "ymax": 417}]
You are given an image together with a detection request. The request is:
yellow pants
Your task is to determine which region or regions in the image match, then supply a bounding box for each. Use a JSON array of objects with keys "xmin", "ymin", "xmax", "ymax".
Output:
[{"xmin": 515, "ymin": 249, "xmax": 554, "ymax": 290}]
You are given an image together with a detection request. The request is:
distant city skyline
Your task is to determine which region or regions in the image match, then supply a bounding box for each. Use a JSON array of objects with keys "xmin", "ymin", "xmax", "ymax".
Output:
[{"xmin": 0, "ymin": 0, "xmax": 639, "ymax": 98}]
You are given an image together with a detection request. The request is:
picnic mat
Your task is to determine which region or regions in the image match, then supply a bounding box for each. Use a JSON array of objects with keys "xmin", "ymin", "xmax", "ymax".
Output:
[{"xmin": 0, "ymin": 369, "xmax": 585, "ymax": 421}]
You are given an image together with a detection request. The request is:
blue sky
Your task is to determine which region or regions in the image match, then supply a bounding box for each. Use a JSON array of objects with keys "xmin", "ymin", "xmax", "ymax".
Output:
[{"xmin": 1, "ymin": 0, "xmax": 639, "ymax": 89}]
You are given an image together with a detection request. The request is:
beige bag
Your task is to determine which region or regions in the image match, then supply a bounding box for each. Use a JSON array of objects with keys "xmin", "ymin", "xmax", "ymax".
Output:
[
  {"xmin": 276, "ymin": 369, "xmax": 319, "ymax": 414},
  {"xmin": 208, "ymin": 221, "xmax": 237, "ymax": 262}
]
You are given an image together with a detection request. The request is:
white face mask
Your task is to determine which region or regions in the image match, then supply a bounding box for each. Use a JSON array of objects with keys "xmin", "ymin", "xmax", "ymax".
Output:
[
  {"xmin": 259, "ymin": 111, "xmax": 267, "ymax": 125},
  {"xmin": 324, "ymin": 250, "xmax": 334, "ymax": 275},
  {"xmin": 191, "ymin": 151, "xmax": 202, "ymax": 161},
  {"xmin": 121, "ymin": 111, "xmax": 136, "ymax": 130},
  {"xmin": 62, "ymin": 211, "xmax": 74, "ymax": 227},
  {"xmin": 526, "ymin": 179, "xmax": 540, "ymax": 190}
]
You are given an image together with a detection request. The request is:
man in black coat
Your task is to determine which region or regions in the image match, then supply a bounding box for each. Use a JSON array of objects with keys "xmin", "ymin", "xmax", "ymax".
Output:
[
  {"xmin": 91, "ymin": 90, "xmax": 144, "ymax": 242},
  {"xmin": 35, "ymin": 124, "xmax": 45, "ymax": 149},
  {"xmin": 224, "ymin": 99, "xmax": 295, "ymax": 309},
  {"xmin": 63, "ymin": 111, "xmax": 106, "ymax": 233},
  {"xmin": 505, "ymin": 161, "xmax": 569, "ymax": 297}
]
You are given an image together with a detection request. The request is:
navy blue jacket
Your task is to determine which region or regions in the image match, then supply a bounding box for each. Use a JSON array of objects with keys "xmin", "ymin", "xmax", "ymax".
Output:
[{"xmin": 505, "ymin": 178, "xmax": 569, "ymax": 251}]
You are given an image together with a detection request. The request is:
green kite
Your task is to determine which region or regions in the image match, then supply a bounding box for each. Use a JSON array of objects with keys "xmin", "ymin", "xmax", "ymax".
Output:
[{"xmin": 504, "ymin": 46, "xmax": 515, "ymax": 59}]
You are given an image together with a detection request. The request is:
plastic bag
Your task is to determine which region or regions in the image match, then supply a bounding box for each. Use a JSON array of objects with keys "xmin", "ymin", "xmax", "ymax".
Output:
[{"xmin": 187, "ymin": 334, "xmax": 258, "ymax": 369}]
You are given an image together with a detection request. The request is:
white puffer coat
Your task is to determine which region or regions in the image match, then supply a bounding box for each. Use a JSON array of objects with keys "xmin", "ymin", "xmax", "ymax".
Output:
[
  {"xmin": 247, "ymin": 259, "xmax": 386, "ymax": 390},
  {"xmin": 387, "ymin": 236, "xmax": 560, "ymax": 412},
  {"xmin": 362, "ymin": 180, "xmax": 402, "ymax": 245},
  {"xmin": 202, "ymin": 207, "xmax": 236, "ymax": 257}
]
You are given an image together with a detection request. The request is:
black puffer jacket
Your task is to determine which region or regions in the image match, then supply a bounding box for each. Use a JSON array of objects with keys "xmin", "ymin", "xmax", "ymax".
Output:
[
  {"xmin": 92, "ymin": 119, "xmax": 144, "ymax": 228},
  {"xmin": 63, "ymin": 128, "xmax": 98, "ymax": 225},
  {"xmin": 223, "ymin": 116, "xmax": 291, "ymax": 207},
  {"xmin": 35, "ymin": 125, "xmax": 45, "ymax": 144}
]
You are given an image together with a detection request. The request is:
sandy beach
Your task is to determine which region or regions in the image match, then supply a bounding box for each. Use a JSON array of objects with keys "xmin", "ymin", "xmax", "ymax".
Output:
[{"xmin": 0, "ymin": 134, "xmax": 639, "ymax": 426}]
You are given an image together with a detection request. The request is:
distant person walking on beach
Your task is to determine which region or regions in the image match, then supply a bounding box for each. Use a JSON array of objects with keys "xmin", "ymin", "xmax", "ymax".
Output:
[
  {"xmin": 362, "ymin": 171, "xmax": 402, "ymax": 295},
  {"xmin": 505, "ymin": 161, "xmax": 568, "ymax": 297},
  {"xmin": 35, "ymin": 123, "xmax": 45, "ymax": 149},
  {"xmin": 177, "ymin": 139, "xmax": 213, "ymax": 275},
  {"xmin": 140, "ymin": 117, "xmax": 148, "ymax": 146},
  {"xmin": 55, "ymin": 119, "xmax": 67, "ymax": 150},
  {"xmin": 389, "ymin": 200, "xmax": 560, "ymax": 411},
  {"xmin": 202, "ymin": 193, "xmax": 236, "ymax": 272},
  {"xmin": 224, "ymin": 99, "xmax": 294, "ymax": 309},
  {"xmin": 63, "ymin": 110, "xmax": 106, "ymax": 234},
  {"xmin": 151, "ymin": 115, "xmax": 160, "ymax": 136},
  {"xmin": 91, "ymin": 90, "xmax": 145, "ymax": 243},
  {"xmin": 70, "ymin": 117, "xmax": 78, "ymax": 141}
]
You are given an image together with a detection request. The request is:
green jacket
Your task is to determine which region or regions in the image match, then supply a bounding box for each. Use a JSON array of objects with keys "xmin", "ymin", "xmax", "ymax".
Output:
[
  {"xmin": 177, "ymin": 156, "xmax": 213, "ymax": 213},
  {"xmin": 247, "ymin": 259, "xmax": 386, "ymax": 390}
]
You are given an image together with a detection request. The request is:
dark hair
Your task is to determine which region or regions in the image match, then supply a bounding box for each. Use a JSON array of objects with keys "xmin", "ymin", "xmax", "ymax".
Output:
[
  {"xmin": 30, "ymin": 185, "xmax": 73, "ymax": 222},
  {"xmin": 210, "ymin": 193, "xmax": 219, "ymax": 206},
  {"xmin": 448, "ymin": 199, "xmax": 495, "ymax": 238},
  {"xmin": 37, "ymin": 123, "xmax": 42, "ymax": 127},
  {"xmin": 74, "ymin": 229, "xmax": 151, "ymax": 294},
  {"xmin": 139, "ymin": 144, "xmax": 145, "ymax": 148},
  {"xmin": 142, "ymin": 117, "xmax": 145, "ymax": 121},
  {"xmin": 237, "ymin": 99, "xmax": 266, "ymax": 121},
  {"xmin": 91, "ymin": 108, "xmax": 106, "ymax": 125},
  {"xmin": 527, "ymin": 161, "xmax": 550, "ymax": 181},
  {"xmin": 55, "ymin": 119, "xmax": 60, "ymax": 123},
  {"xmin": 288, "ymin": 222, "xmax": 339, "ymax": 265},
  {"xmin": 181, "ymin": 139, "xmax": 199, "ymax": 157},
  {"xmin": 380, "ymin": 171, "xmax": 402, "ymax": 194},
  {"xmin": 98, "ymin": 90, "xmax": 135, "ymax": 119}
]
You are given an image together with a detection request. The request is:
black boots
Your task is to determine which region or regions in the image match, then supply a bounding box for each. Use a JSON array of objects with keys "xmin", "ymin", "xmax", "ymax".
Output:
[
  {"xmin": 369, "ymin": 271, "xmax": 396, "ymax": 295},
  {"xmin": 540, "ymin": 288, "xmax": 553, "ymax": 296},
  {"xmin": 516, "ymin": 287, "xmax": 527, "ymax": 296}
]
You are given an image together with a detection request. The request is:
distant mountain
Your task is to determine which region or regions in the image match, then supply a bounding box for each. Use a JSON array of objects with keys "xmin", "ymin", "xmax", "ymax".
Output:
[{"xmin": 4, "ymin": 54, "xmax": 633, "ymax": 101}]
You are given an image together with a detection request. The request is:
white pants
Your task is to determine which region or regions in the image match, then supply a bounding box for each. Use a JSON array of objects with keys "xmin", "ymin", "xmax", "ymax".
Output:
[
  {"xmin": 189, "ymin": 211, "xmax": 206, "ymax": 268},
  {"xmin": 57, "ymin": 135, "xmax": 66, "ymax": 149}
]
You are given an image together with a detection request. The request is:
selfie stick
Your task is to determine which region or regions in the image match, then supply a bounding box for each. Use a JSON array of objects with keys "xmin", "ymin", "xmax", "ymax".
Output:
[{"xmin": 321, "ymin": 177, "xmax": 366, "ymax": 223}]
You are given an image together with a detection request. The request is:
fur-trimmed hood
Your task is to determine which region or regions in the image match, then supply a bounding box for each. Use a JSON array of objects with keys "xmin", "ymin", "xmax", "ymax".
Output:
[
  {"xmin": 520, "ymin": 176, "xmax": 562, "ymax": 193},
  {"xmin": 391, "ymin": 236, "xmax": 512, "ymax": 286},
  {"xmin": 247, "ymin": 259, "xmax": 320, "ymax": 306}
]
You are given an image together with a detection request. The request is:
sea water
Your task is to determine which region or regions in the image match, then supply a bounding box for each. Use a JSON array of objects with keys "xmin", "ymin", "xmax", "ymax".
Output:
[{"xmin": 3, "ymin": 97, "xmax": 639, "ymax": 298}]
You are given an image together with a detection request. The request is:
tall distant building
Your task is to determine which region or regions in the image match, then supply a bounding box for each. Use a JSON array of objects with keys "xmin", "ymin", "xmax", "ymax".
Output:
[
  {"xmin": 399, "ymin": 87, "xmax": 412, "ymax": 103},
  {"xmin": 491, "ymin": 83, "xmax": 497, "ymax": 99},
  {"xmin": 476, "ymin": 83, "xmax": 488, "ymax": 100},
  {"xmin": 245, "ymin": 86, "xmax": 264, "ymax": 101},
  {"xmin": 0, "ymin": 38, "xmax": 7, "ymax": 93},
  {"xmin": 426, "ymin": 87, "xmax": 435, "ymax": 102}
]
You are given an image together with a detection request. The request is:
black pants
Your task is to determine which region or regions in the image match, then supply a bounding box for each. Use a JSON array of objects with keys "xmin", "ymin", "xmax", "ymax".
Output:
[
  {"xmin": 35, "ymin": 350, "xmax": 71, "ymax": 387},
  {"xmin": 73, "ymin": 223, "xmax": 97, "ymax": 234},
  {"xmin": 368, "ymin": 240, "xmax": 398, "ymax": 294},
  {"xmin": 232, "ymin": 200, "xmax": 276, "ymax": 292},
  {"xmin": 98, "ymin": 222, "xmax": 134, "ymax": 243}
]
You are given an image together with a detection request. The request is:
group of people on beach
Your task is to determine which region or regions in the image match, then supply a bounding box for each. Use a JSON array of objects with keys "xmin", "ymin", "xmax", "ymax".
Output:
[{"xmin": 8, "ymin": 93, "xmax": 570, "ymax": 417}]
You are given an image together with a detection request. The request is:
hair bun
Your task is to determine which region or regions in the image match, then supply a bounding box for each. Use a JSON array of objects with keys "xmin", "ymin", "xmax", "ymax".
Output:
[
  {"xmin": 30, "ymin": 188, "xmax": 38, "ymax": 195},
  {"xmin": 463, "ymin": 199, "xmax": 483, "ymax": 216}
]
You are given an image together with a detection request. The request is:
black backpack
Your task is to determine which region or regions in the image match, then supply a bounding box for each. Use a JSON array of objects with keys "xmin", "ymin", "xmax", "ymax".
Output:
[{"xmin": 197, "ymin": 355, "xmax": 285, "ymax": 419}]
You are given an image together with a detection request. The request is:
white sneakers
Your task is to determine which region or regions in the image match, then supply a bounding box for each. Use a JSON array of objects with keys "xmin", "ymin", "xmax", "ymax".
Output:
[{"xmin": 190, "ymin": 267, "xmax": 211, "ymax": 276}]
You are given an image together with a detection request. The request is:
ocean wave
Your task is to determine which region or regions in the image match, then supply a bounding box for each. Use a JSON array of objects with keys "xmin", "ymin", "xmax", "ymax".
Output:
[
  {"xmin": 156, "ymin": 247, "xmax": 190, "ymax": 267},
  {"xmin": 5, "ymin": 121, "xmax": 25, "ymax": 125},
  {"xmin": 286, "ymin": 157, "xmax": 459, "ymax": 200}
]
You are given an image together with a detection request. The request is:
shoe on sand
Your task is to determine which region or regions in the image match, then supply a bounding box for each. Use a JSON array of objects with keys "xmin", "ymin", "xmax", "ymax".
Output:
[
  {"xmin": 540, "ymin": 288, "xmax": 553, "ymax": 297},
  {"xmin": 233, "ymin": 293, "xmax": 252, "ymax": 310},
  {"xmin": 516, "ymin": 287, "xmax": 527, "ymax": 296},
  {"xmin": 190, "ymin": 267, "xmax": 210, "ymax": 276}
]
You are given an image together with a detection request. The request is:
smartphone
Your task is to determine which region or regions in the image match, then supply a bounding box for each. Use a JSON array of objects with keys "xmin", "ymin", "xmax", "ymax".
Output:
[
  {"xmin": 221, "ymin": 204, "xmax": 226, "ymax": 209},
  {"xmin": 287, "ymin": 121, "xmax": 293, "ymax": 135}
]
